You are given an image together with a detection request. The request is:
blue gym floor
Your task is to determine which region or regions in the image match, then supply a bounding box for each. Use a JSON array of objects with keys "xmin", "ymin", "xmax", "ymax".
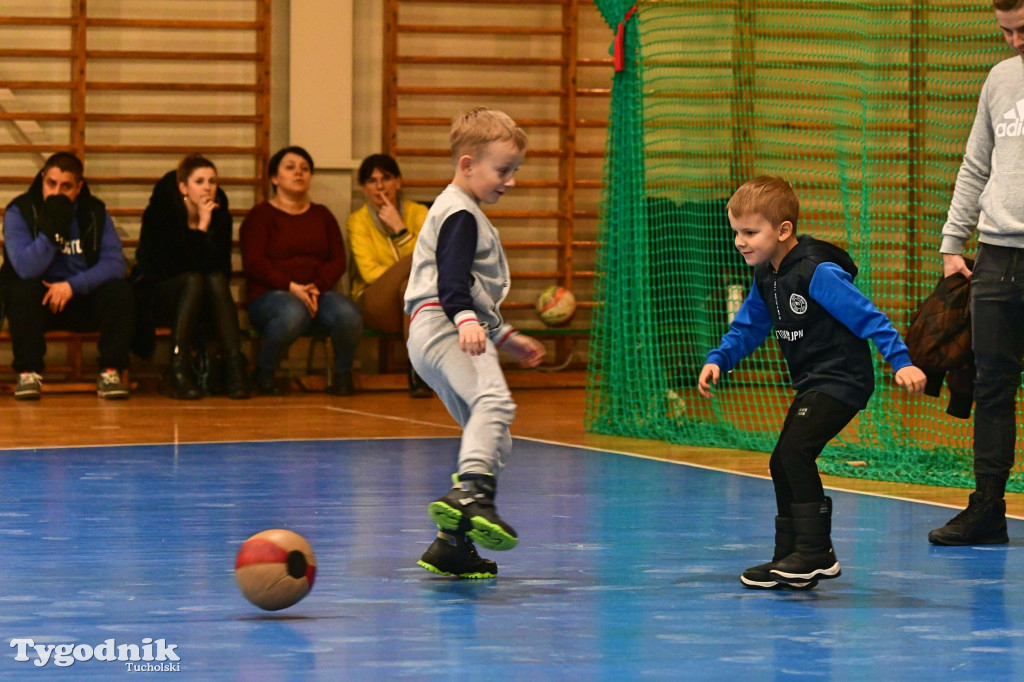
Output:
[{"xmin": 1, "ymin": 437, "xmax": 1022, "ymax": 680}]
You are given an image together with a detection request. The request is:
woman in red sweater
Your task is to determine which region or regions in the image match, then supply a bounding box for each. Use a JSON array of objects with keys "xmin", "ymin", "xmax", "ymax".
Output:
[{"xmin": 240, "ymin": 146, "xmax": 363, "ymax": 395}]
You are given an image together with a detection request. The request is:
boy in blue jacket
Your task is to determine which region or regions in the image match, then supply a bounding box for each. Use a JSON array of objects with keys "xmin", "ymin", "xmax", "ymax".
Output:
[{"xmin": 698, "ymin": 176, "xmax": 926, "ymax": 589}]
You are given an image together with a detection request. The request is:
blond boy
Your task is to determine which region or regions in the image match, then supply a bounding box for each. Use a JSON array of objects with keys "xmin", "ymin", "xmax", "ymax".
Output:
[{"xmin": 405, "ymin": 107, "xmax": 546, "ymax": 578}]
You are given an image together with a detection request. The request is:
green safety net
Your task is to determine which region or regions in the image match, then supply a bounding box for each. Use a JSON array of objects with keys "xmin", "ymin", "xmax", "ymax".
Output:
[{"xmin": 586, "ymin": 1, "xmax": 1021, "ymax": 490}]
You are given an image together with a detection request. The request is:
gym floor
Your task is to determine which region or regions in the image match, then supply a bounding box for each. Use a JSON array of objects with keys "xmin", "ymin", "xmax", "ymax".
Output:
[{"xmin": 0, "ymin": 389, "xmax": 1021, "ymax": 680}]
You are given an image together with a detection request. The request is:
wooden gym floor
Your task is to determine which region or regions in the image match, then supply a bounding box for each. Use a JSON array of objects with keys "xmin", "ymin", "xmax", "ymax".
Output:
[{"xmin": 0, "ymin": 383, "xmax": 1016, "ymax": 515}]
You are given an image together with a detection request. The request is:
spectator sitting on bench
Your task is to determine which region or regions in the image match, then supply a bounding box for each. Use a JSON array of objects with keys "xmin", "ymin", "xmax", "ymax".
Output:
[
  {"xmin": 240, "ymin": 146, "xmax": 363, "ymax": 396},
  {"xmin": 346, "ymin": 153, "xmax": 432, "ymax": 397},
  {"xmin": 131, "ymin": 154, "xmax": 251, "ymax": 400},
  {"xmin": 0, "ymin": 152, "xmax": 133, "ymax": 400}
]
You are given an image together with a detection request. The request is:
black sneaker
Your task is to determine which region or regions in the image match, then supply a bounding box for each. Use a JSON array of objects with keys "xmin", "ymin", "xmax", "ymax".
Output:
[
  {"xmin": 14, "ymin": 372, "xmax": 42, "ymax": 401},
  {"xmin": 928, "ymin": 492, "xmax": 1008, "ymax": 546},
  {"xmin": 417, "ymin": 531, "xmax": 497, "ymax": 579},
  {"xmin": 428, "ymin": 474, "xmax": 518, "ymax": 551},
  {"xmin": 741, "ymin": 560, "xmax": 818, "ymax": 590}
]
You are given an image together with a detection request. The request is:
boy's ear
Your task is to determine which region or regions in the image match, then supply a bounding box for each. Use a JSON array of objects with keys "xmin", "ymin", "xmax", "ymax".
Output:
[
  {"xmin": 457, "ymin": 154, "xmax": 474, "ymax": 175},
  {"xmin": 777, "ymin": 220, "xmax": 794, "ymax": 241}
]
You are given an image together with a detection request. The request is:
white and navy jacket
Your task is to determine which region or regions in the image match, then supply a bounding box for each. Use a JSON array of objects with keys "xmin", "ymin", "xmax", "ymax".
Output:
[
  {"xmin": 404, "ymin": 184, "xmax": 516, "ymax": 347},
  {"xmin": 706, "ymin": 235, "xmax": 913, "ymax": 410}
]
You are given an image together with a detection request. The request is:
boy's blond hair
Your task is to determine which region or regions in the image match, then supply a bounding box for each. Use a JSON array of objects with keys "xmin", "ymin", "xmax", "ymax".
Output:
[
  {"xmin": 450, "ymin": 107, "xmax": 527, "ymax": 162},
  {"xmin": 727, "ymin": 175, "xmax": 800, "ymax": 232}
]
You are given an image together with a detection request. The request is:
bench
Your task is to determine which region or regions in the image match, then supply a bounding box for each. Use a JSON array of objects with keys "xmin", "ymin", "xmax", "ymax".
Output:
[{"xmin": 0, "ymin": 242, "xmax": 588, "ymax": 393}]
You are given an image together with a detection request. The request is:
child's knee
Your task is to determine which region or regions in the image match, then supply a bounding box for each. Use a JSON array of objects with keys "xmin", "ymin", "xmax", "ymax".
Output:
[{"xmin": 476, "ymin": 392, "xmax": 516, "ymax": 424}]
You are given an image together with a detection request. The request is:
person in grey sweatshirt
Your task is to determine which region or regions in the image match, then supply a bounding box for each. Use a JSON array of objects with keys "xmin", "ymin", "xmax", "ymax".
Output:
[{"xmin": 930, "ymin": 0, "xmax": 1024, "ymax": 546}]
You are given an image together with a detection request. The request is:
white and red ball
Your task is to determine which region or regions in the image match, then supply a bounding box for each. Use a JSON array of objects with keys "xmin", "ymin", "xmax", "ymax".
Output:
[
  {"xmin": 234, "ymin": 529, "xmax": 316, "ymax": 611},
  {"xmin": 535, "ymin": 285, "xmax": 576, "ymax": 327}
]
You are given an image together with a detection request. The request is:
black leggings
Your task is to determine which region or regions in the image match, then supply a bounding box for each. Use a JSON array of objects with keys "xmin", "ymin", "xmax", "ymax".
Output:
[
  {"xmin": 152, "ymin": 271, "xmax": 243, "ymax": 356},
  {"xmin": 769, "ymin": 391, "xmax": 859, "ymax": 516}
]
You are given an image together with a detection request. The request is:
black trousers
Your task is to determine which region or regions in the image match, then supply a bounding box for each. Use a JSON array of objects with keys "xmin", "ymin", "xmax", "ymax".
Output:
[
  {"xmin": 769, "ymin": 391, "xmax": 860, "ymax": 516},
  {"xmin": 4, "ymin": 277, "xmax": 134, "ymax": 373},
  {"xmin": 969, "ymin": 243, "xmax": 1024, "ymax": 488}
]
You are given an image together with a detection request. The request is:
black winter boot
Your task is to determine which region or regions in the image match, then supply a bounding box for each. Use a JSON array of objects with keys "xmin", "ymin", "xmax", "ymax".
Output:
[
  {"xmin": 224, "ymin": 351, "xmax": 251, "ymax": 399},
  {"xmin": 429, "ymin": 473, "xmax": 518, "ymax": 551},
  {"xmin": 418, "ymin": 530, "xmax": 498, "ymax": 578},
  {"xmin": 928, "ymin": 491, "xmax": 1008, "ymax": 546},
  {"xmin": 740, "ymin": 516, "xmax": 818, "ymax": 590},
  {"xmin": 161, "ymin": 347, "xmax": 201, "ymax": 400},
  {"xmin": 769, "ymin": 497, "xmax": 841, "ymax": 585}
]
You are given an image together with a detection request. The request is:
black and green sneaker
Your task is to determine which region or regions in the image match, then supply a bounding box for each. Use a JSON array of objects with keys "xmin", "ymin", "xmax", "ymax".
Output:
[
  {"xmin": 418, "ymin": 531, "xmax": 498, "ymax": 579},
  {"xmin": 428, "ymin": 473, "xmax": 518, "ymax": 551}
]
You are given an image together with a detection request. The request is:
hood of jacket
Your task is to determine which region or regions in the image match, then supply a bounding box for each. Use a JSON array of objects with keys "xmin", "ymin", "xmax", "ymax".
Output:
[{"xmin": 774, "ymin": 234, "xmax": 858, "ymax": 279}]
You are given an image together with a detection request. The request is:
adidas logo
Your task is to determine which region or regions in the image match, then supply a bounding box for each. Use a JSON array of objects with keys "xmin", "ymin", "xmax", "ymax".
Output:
[{"xmin": 995, "ymin": 98, "xmax": 1024, "ymax": 138}]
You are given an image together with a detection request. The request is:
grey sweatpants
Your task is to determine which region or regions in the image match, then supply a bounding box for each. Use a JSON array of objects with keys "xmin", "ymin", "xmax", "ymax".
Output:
[{"xmin": 407, "ymin": 307, "xmax": 516, "ymax": 475}]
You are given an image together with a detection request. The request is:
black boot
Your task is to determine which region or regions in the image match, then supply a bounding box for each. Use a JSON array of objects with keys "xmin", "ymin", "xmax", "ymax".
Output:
[
  {"xmin": 161, "ymin": 274, "xmax": 203, "ymax": 400},
  {"xmin": 161, "ymin": 347, "xmax": 201, "ymax": 400},
  {"xmin": 740, "ymin": 516, "xmax": 818, "ymax": 590},
  {"xmin": 418, "ymin": 530, "xmax": 498, "ymax": 578},
  {"xmin": 928, "ymin": 491, "xmax": 1008, "ymax": 546},
  {"xmin": 195, "ymin": 349, "xmax": 226, "ymax": 396},
  {"xmin": 429, "ymin": 473, "xmax": 518, "ymax": 551},
  {"xmin": 409, "ymin": 366, "xmax": 433, "ymax": 398},
  {"xmin": 224, "ymin": 351, "xmax": 251, "ymax": 399},
  {"xmin": 207, "ymin": 271, "xmax": 249, "ymax": 400},
  {"xmin": 769, "ymin": 497, "xmax": 841, "ymax": 585}
]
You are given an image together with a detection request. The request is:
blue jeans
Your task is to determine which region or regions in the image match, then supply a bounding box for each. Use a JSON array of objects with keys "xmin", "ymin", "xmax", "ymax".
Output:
[
  {"xmin": 970, "ymin": 243, "xmax": 1024, "ymax": 487},
  {"xmin": 248, "ymin": 290, "xmax": 363, "ymax": 378}
]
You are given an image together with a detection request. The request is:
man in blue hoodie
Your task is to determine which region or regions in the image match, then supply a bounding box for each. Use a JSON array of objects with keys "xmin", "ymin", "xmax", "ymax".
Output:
[{"xmin": 1, "ymin": 152, "xmax": 134, "ymax": 400}]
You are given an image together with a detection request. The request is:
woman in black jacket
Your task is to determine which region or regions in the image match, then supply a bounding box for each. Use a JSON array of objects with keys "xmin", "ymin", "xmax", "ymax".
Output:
[{"xmin": 132, "ymin": 154, "xmax": 250, "ymax": 399}]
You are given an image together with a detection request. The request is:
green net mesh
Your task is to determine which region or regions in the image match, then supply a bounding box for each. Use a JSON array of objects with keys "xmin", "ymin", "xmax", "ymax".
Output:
[{"xmin": 586, "ymin": 1, "xmax": 1021, "ymax": 491}]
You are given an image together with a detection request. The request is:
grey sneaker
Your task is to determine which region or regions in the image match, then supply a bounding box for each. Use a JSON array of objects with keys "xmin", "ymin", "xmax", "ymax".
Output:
[
  {"xmin": 14, "ymin": 372, "xmax": 42, "ymax": 400},
  {"xmin": 97, "ymin": 369, "xmax": 129, "ymax": 400}
]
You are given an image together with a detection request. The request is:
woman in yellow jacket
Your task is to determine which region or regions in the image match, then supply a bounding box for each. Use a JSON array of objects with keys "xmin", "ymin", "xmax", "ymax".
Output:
[{"xmin": 346, "ymin": 154, "xmax": 431, "ymax": 396}]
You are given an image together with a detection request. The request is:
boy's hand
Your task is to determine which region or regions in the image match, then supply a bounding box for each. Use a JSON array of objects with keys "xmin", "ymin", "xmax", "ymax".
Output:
[
  {"xmin": 895, "ymin": 365, "xmax": 927, "ymax": 394},
  {"xmin": 503, "ymin": 334, "xmax": 546, "ymax": 368},
  {"xmin": 458, "ymin": 321, "xmax": 487, "ymax": 356},
  {"xmin": 697, "ymin": 363, "xmax": 720, "ymax": 399}
]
